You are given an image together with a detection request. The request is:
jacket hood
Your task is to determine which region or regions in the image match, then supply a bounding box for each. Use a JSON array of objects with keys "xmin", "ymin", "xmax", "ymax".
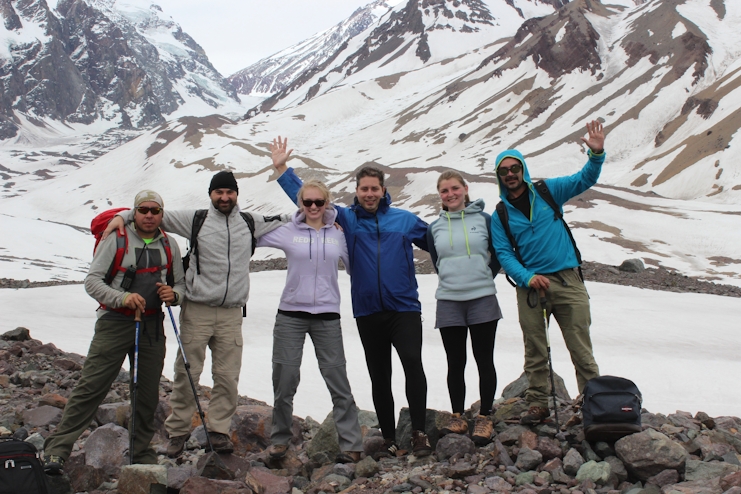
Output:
[
  {"xmin": 351, "ymin": 191, "xmax": 392, "ymax": 217},
  {"xmin": 438, "ymin": 198, "xmax": 485, "ymax": 218},
  {"xmin": 495, "ymin": 149, "xmax": 532, "ymax": 200},
  {"xmin": 292, "ymin": 206, "xmax": 338, "ymax": 227}
]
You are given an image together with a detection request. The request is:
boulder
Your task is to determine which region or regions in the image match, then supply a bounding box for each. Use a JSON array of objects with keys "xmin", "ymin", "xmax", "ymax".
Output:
[
  {"xmin": 435, "ymin": 433, "xmax": 476, "ymax": 461},
  {"xmin": 2, "ymin": 327, "xmax": 31, "ymax": 341},
  {"xmin": 118, "ymin": 464, "xmax": 167, "ymax": 494},
  {"xmin": 228, "ymin": 403, "xmax": 274, "ymax": 456},
  {"xmin": 515, "ymin": 447, "xmax": 542, "ymax": 471},
  {"xmin": 615, "ymin": 428, "xmax": 688, "ymax": 480},
  {"xmin": 22, "ymin": 405, "xmax": 62, "ymax": 428},
  {"xmin": 249, "ymin": 466, "xmax": 293, "ymax": 494},
  {"xmin": 306, "ymin": 408, "xmax": 376, "ymax": 461},
  {"xmin": 83, "ymin": 423, "xmax": 129, "ymax": 475},
  {"xmin": 355, "ymin": 456, "xmax": 379, "ymax": 478},
  {"xmin": 575, "ymin": 460, "xmax": 612, "ymax": 485},
  {"xmin": 501, "ymin": 372, "xmax": 571, "ymax": 401},
  {"xmin": 619, "ymin": 259, "xmax": 645, "ymax": 273},
  {"xmin": 684, "ymin": 459, "xmax": 739, "ymax": 481},
  {"xmin": 96, "ymin": 402, "xmax": 129, "ymax": 427},
  {"xmin": 647, "ymin": 468, "xmax": 679, "ymax": 487},
  {"xmin": 563, "ymin": 447, "xmax": 585, "ymax": 476}
]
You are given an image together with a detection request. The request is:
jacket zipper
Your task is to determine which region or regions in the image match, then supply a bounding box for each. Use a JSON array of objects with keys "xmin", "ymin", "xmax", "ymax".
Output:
[
  {"xmin": 220, "ymin": 215, "xmax": 231, "ymax": 306},
  {"xmin": 375, "ymin": 215, "xmax": 385, "ymax": 311}
]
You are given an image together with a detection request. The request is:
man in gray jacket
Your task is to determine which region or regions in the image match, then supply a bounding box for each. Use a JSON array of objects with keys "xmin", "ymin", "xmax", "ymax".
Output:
[
  {"xmin": 44, "ymin": 190, "xmax": 185, "ymax": 474},
  {"xmin": 106, "ymin": 171, "xmax": 287, "ymax": 456}
]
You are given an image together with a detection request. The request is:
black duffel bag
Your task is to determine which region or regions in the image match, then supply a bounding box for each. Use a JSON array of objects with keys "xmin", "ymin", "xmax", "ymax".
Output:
[{"xmin": 582, "ymin": 375, "xmax": 642, "ymax": 442}]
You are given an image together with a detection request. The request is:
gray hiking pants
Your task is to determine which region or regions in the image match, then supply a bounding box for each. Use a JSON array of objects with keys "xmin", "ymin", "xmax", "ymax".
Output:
[{"xmin": 271, "ymin": 313, "xmax": 362, "ymax": 452}]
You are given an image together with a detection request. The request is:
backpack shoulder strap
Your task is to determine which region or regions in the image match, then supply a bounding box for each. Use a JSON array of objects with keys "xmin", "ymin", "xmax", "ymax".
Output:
[
  {"xmin": 534, "ymin": 180, "xmax": 584, "ymax": 278},
  {"xmin": 480, "ymin": 212, "xmax": 500, "ymax": 278},
  {"xmin": 104, "ymin": 230, "xmax": 127, "ymax": 285},
  {"xmin": 495, "ymin": 201, "xmax": 520, "ymax": 287},
  {"xmin": 160, "ymin": 230, "xmax": 174, "ymax": 287},
  {"xmin": 191, "ymin": 209, "xmax": 208, "ymax": 274},
  {"xmin": 240, "ymin": 212, "xmax": 256, "ymax": 256}
]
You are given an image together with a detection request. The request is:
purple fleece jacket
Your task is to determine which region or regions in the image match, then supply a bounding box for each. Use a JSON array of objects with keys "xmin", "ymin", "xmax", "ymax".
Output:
[{"xmin": 257, "ymin": 208, "xmax": 349, "ymax": 314}]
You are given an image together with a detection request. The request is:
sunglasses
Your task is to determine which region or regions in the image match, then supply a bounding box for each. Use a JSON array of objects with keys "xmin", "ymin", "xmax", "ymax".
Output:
[
  {"xmin": 497, "ymin": 163, "xmax": 523, "ymax": 177},
  {"xmin": 136, "ymin": 206, "xmax": 163, "ymax": 215},
  {"xmin": 302, "ymin": 199, "xmax": 326, "ymax": 208}
]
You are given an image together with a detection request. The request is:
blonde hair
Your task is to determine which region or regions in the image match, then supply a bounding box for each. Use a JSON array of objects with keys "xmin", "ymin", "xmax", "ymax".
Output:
[
  {"xmin": 437, "ymin": 170, "xmax": 471, "ymax": 211},
  {"xmin": 297, "ymin": 180, "xmax": 333, "ymax": 210}
]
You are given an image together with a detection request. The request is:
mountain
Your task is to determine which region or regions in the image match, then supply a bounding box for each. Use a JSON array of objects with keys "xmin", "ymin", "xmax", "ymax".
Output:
[
  {"xmin": 228, "ymin": 0, "xmax": 396, "ymax": 97},
  {"xmin": 0, "ymin": 0, "xmax": 242, "ymax": 140},
  {"xmin": 1, "ymin": 0, "xmax": 740, "ymax": 288}
]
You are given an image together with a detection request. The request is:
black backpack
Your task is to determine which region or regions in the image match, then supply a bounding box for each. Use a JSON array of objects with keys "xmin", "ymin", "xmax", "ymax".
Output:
[
  {"xmin": 0, "ymin": 439, "xmax": 49, "ymax": 494},
  {"xmin": 182, "ymin": 209, "xmax": 256, "ymax": 274},
  {"xmin": 495, "ymin": 180, "xmax": 583, "ymax": 286},
  {"xmin": 582, "ymin": 375, "xmax": 643, "ymax": 442}
]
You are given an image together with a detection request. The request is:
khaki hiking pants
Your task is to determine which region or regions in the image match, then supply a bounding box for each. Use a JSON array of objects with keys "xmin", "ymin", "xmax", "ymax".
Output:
[
  {"xmin": 516, "ymin": 268, "xmax": 599, "ymax": 408},
  {"xmin": 165, "ymin": 300, "xmax": 243, "ymax": 437}
]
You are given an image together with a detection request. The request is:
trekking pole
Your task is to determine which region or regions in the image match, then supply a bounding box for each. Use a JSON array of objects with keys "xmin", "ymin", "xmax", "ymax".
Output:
[
  {"xmin": 166, "ymin": 306, "xmax": 216, "ymax": 455},
  {"xmin": 538, "ymin": 290, "xmax": 560, "ymax": 430},
  {"xmin": 130, "ymin": 308, "xmax": 141, "ymax": 465}
]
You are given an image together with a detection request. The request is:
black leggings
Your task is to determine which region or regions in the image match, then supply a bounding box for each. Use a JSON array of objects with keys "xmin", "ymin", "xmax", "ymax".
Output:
[
  {"xmin": 439, "ymin": 320, "xmax": 498, "ymax": 415},
  {"xmin": 356, "ymin": 311, "xmax": 427, "ymax": 440}
]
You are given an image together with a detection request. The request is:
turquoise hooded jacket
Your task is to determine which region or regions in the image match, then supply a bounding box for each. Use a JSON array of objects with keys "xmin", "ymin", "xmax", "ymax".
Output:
[{"xmin": 489, "ymin": 149, "xmax": 605, "ymax": 287}]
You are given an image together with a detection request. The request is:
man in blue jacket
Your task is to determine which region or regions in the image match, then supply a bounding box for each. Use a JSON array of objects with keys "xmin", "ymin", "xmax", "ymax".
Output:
[
  {"xmin": 490, "ymin": 120, "xmax": 605, "ymax": 425},
  {"xmin": 271, "ymin": 137, "xmax": 432, "ymax": 457}
]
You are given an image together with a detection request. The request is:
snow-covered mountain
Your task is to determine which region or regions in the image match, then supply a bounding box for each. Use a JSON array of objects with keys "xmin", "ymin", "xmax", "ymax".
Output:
[
  {"xmin": 0, "ymin": 0, "xmax": 243, "ymax": 140},
  {"xmin": 1, "ymin": 0, "xmax": 740, "ymax": 289},
  {"xmin": 228, "ymin": 0, "xmax": 396, "ymax": 97}
]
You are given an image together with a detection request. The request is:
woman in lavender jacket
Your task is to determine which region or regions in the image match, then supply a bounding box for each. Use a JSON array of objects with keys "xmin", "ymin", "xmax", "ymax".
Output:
[{"xmin": 257, "ymin": 180, "xmax": 362, "ymax": 464}]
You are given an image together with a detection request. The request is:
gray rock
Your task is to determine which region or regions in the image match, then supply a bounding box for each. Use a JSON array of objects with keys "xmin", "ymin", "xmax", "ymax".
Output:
[
  {"xmin": 84, "ymin": 423, "xmax": 129, "ymax": 476},
  {"xmin": 332, "ymin": 463, "xmax": 354, "ymax": 478},
  {"xmin": 576, "ymin": 460, "xmax": 611, "ymax": 485},
  {"xmin": 646, "ymin": 468, "xmax": 679, "ymax": 487},
  {"xmin": 467, "ymin": 484, "xmax": 489, "ymax": 494},
  {"xmin": 494, "ymin": 438, "xmax": 514, "ymax": 467},
  {"xmin": 2, "ymin": 328, "xmax": 31, "ymax": 341},
  {"xmin": 96, "ymin": 402, "xmax": 129, "ymax": 427},
  {"xmin": 498, "ymin": 425, "xmax": 528, "ymax": 446},
  {"xmin": 501, "ymin": 372, "xmax": 571, "ymax": 402},
  {"xmin": 615, "ymin": 428, "xmax": 688, "ymax": 480},
  {"xmin": 484, "ymin": 476, "xmax": 513, "ymax": 491},
  {"xmin": 582, "ymin": 440, "xmax": 602, "ymax": 462},
  {"xmin": 22, "ymin": 405, "xmax": 62, "ymax": 428},
  {"xmin": 167, "ymin": 465, "xmax": 197, "ymax": 490},
  {"xmin": 536, "ymin": 436, "xmax": 562, "ymax": 461},
  {"xmin": 684, "ymin": 459, "xmax": 739, "ymax": 481},
  {"xmin": 516, "ymin": 447, "xmax": 542, "ymax": 471},
  {"xmin": 619, "ymin": 259, "xmax": 645, "ymax": 273},
  {"xmin": 515, "ymin": 471, "xmax": 535, "ymax": 486},
  {"xmin": 564, "ymin": 447, "xmax": 585, "ymax": 476},
  {"xmin": 551, "ymin": 466, "xmax": 571, "ymax": 484},
  {"xmin": 594, "ymin": 441, "xmax": 616, "ymax": 459},
  {"xmin": 323, "ymin": 473, "xmax": 351, "ymax": 490},
  {"xmin": 307, "ymin": 407, "xmax": 377, "ymax": 460},
  {"xmin": 447, "ymin": 461, "xmax": 476, "ymax": 478},
  {"xmin": 604, "ymin": 455, "xmax": 628, "ymax": 483},
  {"xmin": 392, "ymin": 483, "xmax": 413, "ymax": 492},
  {"xmin": 435, "ymin": 433, "xmax": 476, "ymax": 461},
  {"xmin": 25, "ymin": 432, "xmax": 45, "ymax": 451},
  {"xmin": 355, "ymin": 456, "xmax": 379, "ymax": 478},
  {"xmin": 118, "ymin": 464, "xmax": 167, "ymax": 494}
]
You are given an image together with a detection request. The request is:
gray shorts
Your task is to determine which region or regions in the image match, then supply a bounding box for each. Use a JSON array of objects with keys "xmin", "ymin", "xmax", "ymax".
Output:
[{"xmin": 435, "ymin": 294, "xmax": 503, "ymax": 329}]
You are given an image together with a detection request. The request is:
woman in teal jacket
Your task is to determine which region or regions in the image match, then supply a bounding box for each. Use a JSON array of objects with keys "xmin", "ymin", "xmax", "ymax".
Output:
[{"xmin": 427, "ymin": 170, "xmax": 502, "ymax": 446}]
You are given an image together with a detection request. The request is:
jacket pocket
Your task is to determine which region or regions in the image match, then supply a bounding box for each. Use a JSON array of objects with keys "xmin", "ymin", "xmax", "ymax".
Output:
[{"xmin": 283, "ymin": 275, "xmax": 316, "ymax": 307}]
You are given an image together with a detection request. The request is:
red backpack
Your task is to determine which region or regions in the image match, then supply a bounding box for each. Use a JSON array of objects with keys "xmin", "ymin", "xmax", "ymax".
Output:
[{"xmin": 89, "ymin": 209, "xmax": 174, "ymax": 314}]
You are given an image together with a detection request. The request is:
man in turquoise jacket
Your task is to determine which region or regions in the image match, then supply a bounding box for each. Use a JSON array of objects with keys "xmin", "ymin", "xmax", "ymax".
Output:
[{"xmin": 490, "ymin": 120, "xmax": 605, "ymax": 425}]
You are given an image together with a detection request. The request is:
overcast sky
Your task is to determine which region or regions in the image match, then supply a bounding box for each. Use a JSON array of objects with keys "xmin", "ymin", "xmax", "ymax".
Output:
[{"xmin": 106, "ymin": 1, "xmax": 384, "ymax": 76}]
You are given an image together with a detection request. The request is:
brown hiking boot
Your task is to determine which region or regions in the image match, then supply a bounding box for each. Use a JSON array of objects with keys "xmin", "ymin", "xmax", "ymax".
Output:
[
  {"xmin": 520, "ymin": 406, "xmax": 550, "ymax": 425},
  {"xmin": 411, "ymin": 430, "xmax": 432, "ymax": 457},
  {"xmin": 268, "ymin": 443, "xmax": 288, "ymax": 459},
  {"xmin": 373, "ymin": 438, "xmax": 399, "ymax": 460},
  {"xmin": 208, "ymin": 432, "xmax": 234, "ymax": 454},
  {"xmin": 440, "ymin": 413, "xmax": 468, "ymax": 436},
  {"xmin": 471, "ymin": 415, "xmax": 493, "ymax": 445},
  {"xmin": 166, "ymin": 433, "xmax": 190, "ymax": 458}
]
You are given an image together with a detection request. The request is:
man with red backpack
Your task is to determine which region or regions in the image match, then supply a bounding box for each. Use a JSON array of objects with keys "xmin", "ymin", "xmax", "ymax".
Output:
[{"xmin": 43, "ymin": 190, "xmax": 185, "ymax": 475}]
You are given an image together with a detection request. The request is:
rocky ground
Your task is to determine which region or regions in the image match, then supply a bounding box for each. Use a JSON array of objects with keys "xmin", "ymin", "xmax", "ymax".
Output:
[
  {"xmin": 1, "ymin": 327, "xmax": 740, "ymax": 494},
  {"xmin": 5, "ymin": 257, "xmax": 740, "ymax": 297}
]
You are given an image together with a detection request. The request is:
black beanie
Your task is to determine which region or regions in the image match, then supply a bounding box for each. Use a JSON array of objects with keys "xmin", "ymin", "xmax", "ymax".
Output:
[{"xmin": 209, "ymin": 171, "xmax": 238, "ymax": 194}]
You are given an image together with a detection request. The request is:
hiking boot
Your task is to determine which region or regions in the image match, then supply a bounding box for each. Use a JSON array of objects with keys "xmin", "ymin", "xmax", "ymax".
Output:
[
  {"xmin": 268, "ymin": 443, "xmax": 288, "ymax": 459},
  {"xmin": 167, "ymin": 433, "xmax": 191, "ymax": 458},
  {"xmin": 440, "ymin": 413, "xmax": 468, "ymax": 436},
  {"xmin": 335, "ymin": 451, "xmax": 361, "ymax": 463},
  {"xmin": 411, "ymin": 430, "xmax": 432, "ymax": 457},
  {"xmin": 208, "ymin": 432, "xmax": 234, "ymax": 454},
  {"xmin": 520, "ymin": 406, "xmax": 550, "ymax": 425},
  {"xmin": 373, "ymin": 438, "xmax": 399, "ymax": 460},
  {"xmin": 43, "ymin": 455, "xmax": 65, "ymax": 475},
  {"xmin": 471, "ymin": 415, "xmax": 493, "ymax": 445}
]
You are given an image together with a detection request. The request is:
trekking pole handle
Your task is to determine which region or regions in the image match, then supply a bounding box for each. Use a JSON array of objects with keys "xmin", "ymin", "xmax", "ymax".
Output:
[
  {"xmin": 538, "ymin": 289, "xmax": 547, "ymax": 309},
  {"xmin": 135, "ymin": 309, "xmax": 141, "ymax": 322}
]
